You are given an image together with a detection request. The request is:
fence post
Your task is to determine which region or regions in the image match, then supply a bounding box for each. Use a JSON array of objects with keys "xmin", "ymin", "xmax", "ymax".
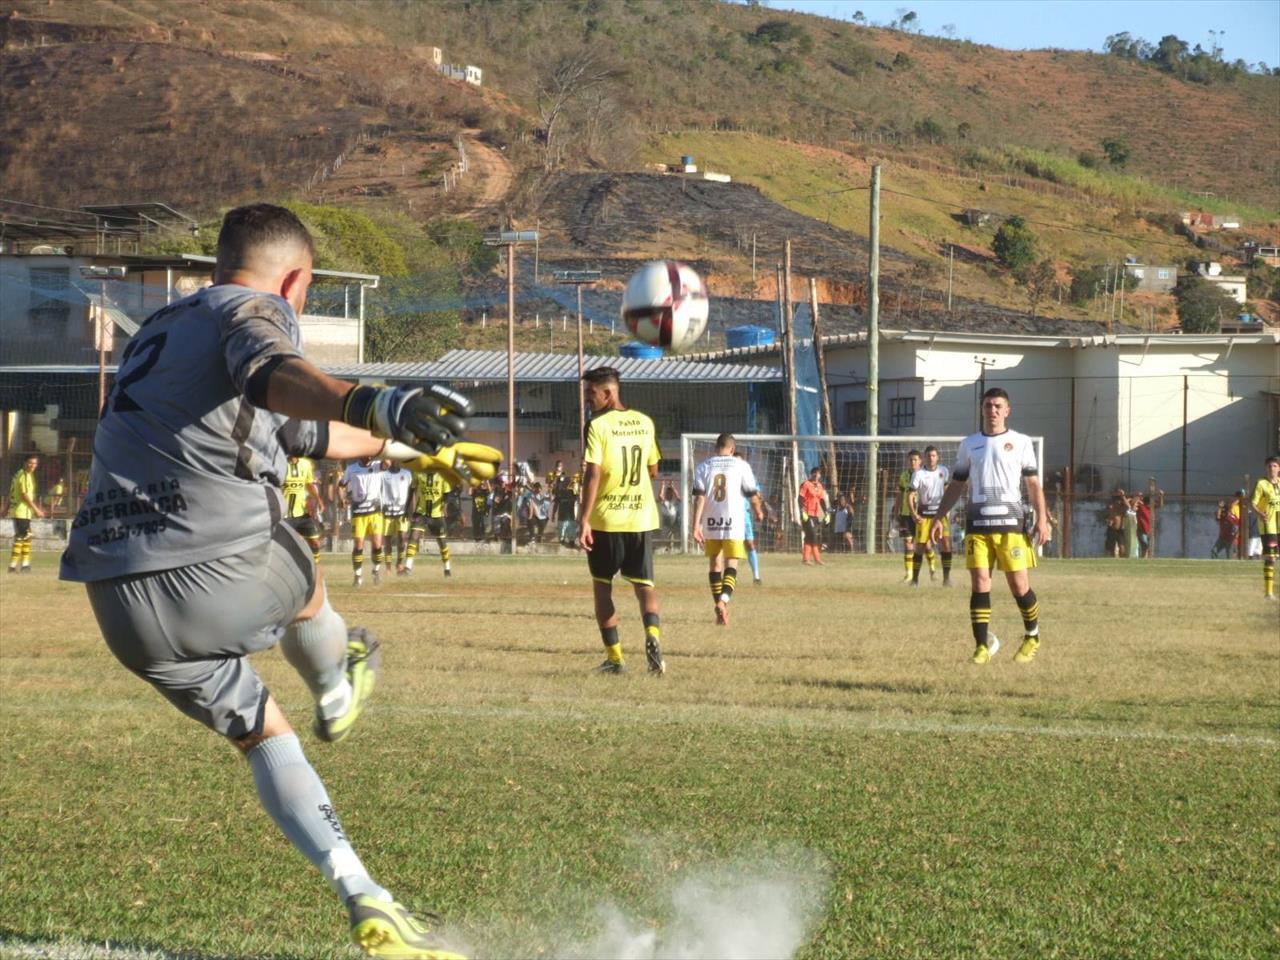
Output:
[{"xmin": 1062, "ymin": 466, "xmax": 1073, "ymax": 558}]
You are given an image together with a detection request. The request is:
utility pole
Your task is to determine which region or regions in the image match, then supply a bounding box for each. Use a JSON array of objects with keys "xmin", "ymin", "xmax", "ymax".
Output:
[
  {"xmin": 751, "ymin": 231, "xmax": 757, "ymax": 289},
  {"xmin": 866, "ymin": 164, "xmax": 881, "ymax": 554},
  {"xmin": 484, "ymin": 230, "xmax": 539, "ymax": 557},
  {"xmin": 556, "ymin": 270, "xmax": 601, "ymax": 458},
  {"xmin": 809, "ymin": 277, "xmax": 838, "ymax": 493},
  {"xmin": 783, "ymin": 240, "xmax": 798, "ymax": 440},
  {"xmin": 946, "ymin": 243, "xmax": 954, "ymax": 312},
  {"xmin": 79, "ymin": 265, "xmax": 127, "ymax": 415}
]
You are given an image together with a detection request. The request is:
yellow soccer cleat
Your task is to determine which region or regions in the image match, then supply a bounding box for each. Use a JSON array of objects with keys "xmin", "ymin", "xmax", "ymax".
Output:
[
  {"xmin": 1014, "ymin": 636, "xmax": 1041, "ymax": 663},
  {"xmin": 971, "ymin": 635, "xmax": 999, "ymax": 664},
  {"xmin": 348, "ymin": 895, "xmax": 467, "ymax": 960},
  {"xmin": 314, "ymin": 628, "xmax": 381, "ymax": 743}
]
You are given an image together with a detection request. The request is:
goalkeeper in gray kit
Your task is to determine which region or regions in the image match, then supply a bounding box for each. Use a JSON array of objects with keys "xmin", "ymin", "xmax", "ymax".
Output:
[{"xmin": 60, "ymin": 204, "xmax": 499, "ymax": 960}]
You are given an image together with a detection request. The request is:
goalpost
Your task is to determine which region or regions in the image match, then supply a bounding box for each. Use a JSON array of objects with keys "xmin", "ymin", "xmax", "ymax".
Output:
[{"xmin": 679, "ymin": 434, "xmax": 1044, "ymax": 555}]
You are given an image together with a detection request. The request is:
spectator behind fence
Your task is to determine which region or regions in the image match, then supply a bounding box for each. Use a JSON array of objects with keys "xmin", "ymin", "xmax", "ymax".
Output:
[
  {"xmin": 1103, "ymin": 489, "xmax": 1127, "ymax": 557},
  {"xmin": 1212, "ymin": 495, "xmax": 1241, "ymax": 559},
  {"xmin": 1134, "ymin": 494, "xmax": 1153, "ymax": 557}
]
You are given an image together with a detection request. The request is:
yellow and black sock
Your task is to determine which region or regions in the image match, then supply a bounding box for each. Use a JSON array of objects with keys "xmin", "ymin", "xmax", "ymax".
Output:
[
  {"xmin": 8, "ymin": 540, "xmax": 21, "ymax": 570},
  {"xmin": 722, "ymin": 566, "xmax": 738, "ymax": 600},
  {"xmin": 970, "ymin": 591, "xmax": 991, "ymax": 647},
  {"xmin": 1015, "ymin": 589, "xmax": 1040, "ymax": 636},
  {"xmin": 439, "ymin": 539, "xmax": 451, "ymax": 566},
  {"xmin": 602, "ymin": 625, "xmax": 623, "ymax": 664},
  {"xmin": 941, "ymin": 551, "xmax": 953, "ymax": 581},
  {"xmin": 352, "ymin": 548, "xmax": 364, "ymax": 575},
  {"xmin": 306, "ymin": 534, "xmax": 322, "ymax": 559},
  {"xmin": 406, "ymin": 540, "xmax": 419, "ymax": 559},
  {"xmin": 371, "ymin": 548, "xmax": 384, "ymax": 571},
  {"xmin": 911, "ymin": 552, "xmax": 923, "ymax": 584},
  {"xmin": 1265, "ymin": 555, "xmax": 1276, "ymax": 597},
  {"xmin": 643, "ymin": 611, "xmax": 660, "ymax": 646},
  {"xmin": 903, "ymin": 550, "xmax": 913, "ymax": 576},
  {"xmin": 709, "ymin": 570, "xmax": 723, "ymax": 603},
  {"xmin": 927, "ymin": 548, "xmax": 937, "ymax": 573}
]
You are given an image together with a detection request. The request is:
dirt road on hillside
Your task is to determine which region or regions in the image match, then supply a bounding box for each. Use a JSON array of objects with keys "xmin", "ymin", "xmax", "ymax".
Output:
[{"xmin": 459, "ymin": 129, "xmax": 512, "ymax": 219}]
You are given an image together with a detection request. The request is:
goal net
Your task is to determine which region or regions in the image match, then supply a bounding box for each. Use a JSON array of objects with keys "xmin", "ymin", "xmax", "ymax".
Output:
[{"xmin": 679, "ymin": 434, "xmax": 1044, "ymax": 555}]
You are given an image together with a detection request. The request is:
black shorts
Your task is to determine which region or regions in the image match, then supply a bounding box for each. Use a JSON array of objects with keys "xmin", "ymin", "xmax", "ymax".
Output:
[
  {"xmin": 802, "ymin": 516, "xmax": 823, "ymax": 545},
  {"xmin": 413, "ymin": 514, "xmax": 446, "ymax": 537},
  {"xmin": 587, "ymin": 530, "xmax": 654, "ymax": 586},
  {"xmin": 13, "ymin": 517, "xmax": 31, "ymax": 539},
  {"xmin": 897, "ymin": 516, "xmax": 914, "ymax": 540},
  {"xmin": 285, "ymin": 514, "xmax": 321, "ymax": 540}
]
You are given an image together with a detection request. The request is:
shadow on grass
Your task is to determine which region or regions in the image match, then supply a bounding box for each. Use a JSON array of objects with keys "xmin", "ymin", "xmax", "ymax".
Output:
[{"xmin": 784, "ymin": 677, "xmax": 936, "ymax": 695}]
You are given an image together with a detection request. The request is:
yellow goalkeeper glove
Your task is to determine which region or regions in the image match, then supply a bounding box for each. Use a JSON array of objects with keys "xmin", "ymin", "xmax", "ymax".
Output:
[{"xmin": 384, "ymin": 440, "xmax": 503, "ymax": 487}]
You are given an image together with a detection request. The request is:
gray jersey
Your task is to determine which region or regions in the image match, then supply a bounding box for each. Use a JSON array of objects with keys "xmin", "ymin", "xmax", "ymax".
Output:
[{"xmin": 60, "ymin": 285, "xmax": 322, "ymax": 582}]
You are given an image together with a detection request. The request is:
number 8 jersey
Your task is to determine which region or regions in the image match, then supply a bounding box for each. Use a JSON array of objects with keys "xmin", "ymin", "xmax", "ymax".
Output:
[
  {"xmin": 583, "ymin": 408, "xmax": 660, "ymax": 532},
  {"xmin": 693, "ymin": 455, "xmax": 758, "ymax": 542}
]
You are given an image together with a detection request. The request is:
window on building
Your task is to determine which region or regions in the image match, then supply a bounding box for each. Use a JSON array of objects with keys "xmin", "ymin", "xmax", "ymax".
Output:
[
  {"xmin": 28, "ymin": 267, "xmax": 70, "ymax": 332},
  {"xmin": 1157, "ymin": 268, "xmax": 1170, "ymax": 279},
  {"xmin": 844, "ymin": 400, "xmax": 867, "ymax": 432},
  {"xmin": 890, "ymin": 397, "xmax": 915, "ymax": 429}
]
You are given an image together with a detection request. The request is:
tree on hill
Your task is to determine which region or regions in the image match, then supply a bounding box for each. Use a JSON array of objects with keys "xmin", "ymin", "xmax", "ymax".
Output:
[
  {"xmin": 1101, "ymin": 137, "xmax": 1130, "ymax": 167},
  {"xmin": 1016, "ymin": 258, "xmax": 1057, "ymax": 317},
  {"xmin": 1175, "ymin": 275, "xmax": 1237, "ymax": 333},
  {"xmin": 992, "ymin": 216, "xmax": 1037, "ymax": 273}
]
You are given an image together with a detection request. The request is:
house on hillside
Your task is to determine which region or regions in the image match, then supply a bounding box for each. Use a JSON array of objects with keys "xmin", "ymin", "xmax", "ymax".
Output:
[
  {"xmin": 1123, "ymin": 260, "xmax": 1177, "ymax": 293},
  {"xmin": 1242, "ymin": 243, "xmax": 1280, "ymax": 267},
  {"xmin": 1195, "ymin": 261, "xmax": 1248, "ymax": 304},
  {"xmin": 1182, "ymin": 211, "xmax": 1242, "ymax": 230}
]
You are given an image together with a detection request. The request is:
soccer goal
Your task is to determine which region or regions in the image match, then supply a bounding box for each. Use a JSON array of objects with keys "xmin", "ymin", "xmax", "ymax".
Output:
[{"xmin": 679, "ymin": 434, "xmax": 1044, "ymax": 555}]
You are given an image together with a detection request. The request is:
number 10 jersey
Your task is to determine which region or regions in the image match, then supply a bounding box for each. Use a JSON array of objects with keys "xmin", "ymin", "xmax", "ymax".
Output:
[{"xmin": 583, "ymin": 408, "xmax": 660, "ymax": 532}]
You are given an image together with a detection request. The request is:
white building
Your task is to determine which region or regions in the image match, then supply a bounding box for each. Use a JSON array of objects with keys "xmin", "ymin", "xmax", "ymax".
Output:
[
  {"xmin": 702, "ymin": 328, "xmax": 1280, "ymax": 497},
  {"xmin": 1195, "ymin": 262, "xmax": 1248, "ymax": 305}
]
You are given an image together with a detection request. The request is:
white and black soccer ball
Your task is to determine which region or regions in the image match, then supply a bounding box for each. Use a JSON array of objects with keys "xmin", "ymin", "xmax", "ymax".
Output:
[{"xmin": 620, "ymin": 260, "xmax": 710, "ymax": 353}]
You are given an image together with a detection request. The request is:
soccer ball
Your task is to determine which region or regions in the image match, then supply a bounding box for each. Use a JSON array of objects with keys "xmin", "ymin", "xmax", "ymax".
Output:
[{"xmin": 620, "ymin": 260, "xmax": 710, "ymax": 352}]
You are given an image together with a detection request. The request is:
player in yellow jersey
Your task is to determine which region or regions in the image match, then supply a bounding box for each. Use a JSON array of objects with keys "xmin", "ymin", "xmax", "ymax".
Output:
[
  {"xmin": 1252, "ymin": 456, "xmax": 1280, "ymax": 600},
  {"xmin": 578, "ymin": 367, "xmax": 665, "ymax": 675},
  {"xmin": 282, "ymin": 456, "xmax": 325, "ymax": 559},
  {"xmin": 8, "ymin": 454, "xmax": 44, "ymax": 573},
  {"xmin": 404, "ymin": 468, "xmax": 452, "ymax": 577}
]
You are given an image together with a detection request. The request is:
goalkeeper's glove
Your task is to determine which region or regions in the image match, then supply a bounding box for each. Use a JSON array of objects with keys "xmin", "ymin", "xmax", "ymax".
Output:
[
  {"xmin": 382, "ymin": 440, "xmax": 503, "ymax": 488},
  {"xmin": 342, "ymin": 383, "xmax": 472, "ymax": 453}
]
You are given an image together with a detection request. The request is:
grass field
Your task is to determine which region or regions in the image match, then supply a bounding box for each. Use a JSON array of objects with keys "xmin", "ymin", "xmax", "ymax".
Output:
[{"xmin": 1, "ymin": 551, "xmax": 1277, "ymax": 960}]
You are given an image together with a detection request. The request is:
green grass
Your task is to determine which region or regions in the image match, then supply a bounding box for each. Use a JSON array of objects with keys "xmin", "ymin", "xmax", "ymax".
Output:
[{"xmin": 1, "ymin": 552, "xmax": 1278, "ymax": 959}]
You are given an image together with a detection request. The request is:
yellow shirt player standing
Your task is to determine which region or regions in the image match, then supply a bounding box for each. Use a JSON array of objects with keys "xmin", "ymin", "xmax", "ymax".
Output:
[
  {"xmin": 404, "ymin": 469, "xmax": 452, "ymax": 577},
  {"xmin": 282, "ymin": 455, "xmax": 325, "ymax": 559},
  {"xmin": 1252, "ymin": 455, "xmax": 1280, "ymax": 600},
  {"xmin": 8, "ymin": 454, "xmax": 44, "ymax": 573},
  {"xmin": 578, "ymin": 366, "xmax": 664, "ymax": 676}
]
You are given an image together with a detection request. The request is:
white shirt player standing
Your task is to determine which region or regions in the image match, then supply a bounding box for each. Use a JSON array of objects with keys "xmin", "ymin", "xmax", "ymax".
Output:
[
  {"xmin": 690, "ymin": 433, "xmax": 763, "ymax": 627},
  {"xmin": 937, "ymin": 388, "xmax": 1051, "ymax": 665},
  {"xmin": 908, "ymin": 445, "xmax": 955, "ymax": 586},
  {"xmin": 341, "ymin": 458, "xmax": 384, "ymax": 586}
]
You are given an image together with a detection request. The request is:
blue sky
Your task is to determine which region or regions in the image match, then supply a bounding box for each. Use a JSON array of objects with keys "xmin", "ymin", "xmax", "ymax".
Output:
[{"xmin": 763, "ymin": 1, "xmax": 1280, "ymax": 68}]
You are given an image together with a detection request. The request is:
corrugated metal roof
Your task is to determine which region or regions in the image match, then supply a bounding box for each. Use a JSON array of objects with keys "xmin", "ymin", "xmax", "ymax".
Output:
[{"xmin": 324, "ymin": 350, "xmax": 782, "ymax": 383}]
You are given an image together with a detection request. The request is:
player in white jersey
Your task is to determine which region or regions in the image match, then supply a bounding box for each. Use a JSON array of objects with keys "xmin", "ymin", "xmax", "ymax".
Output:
[
  {"xmin": 379, "ymin": 459, "xmax": 413, "ymax": 577},
  {"xmin": 909, "ymin": 445, "xmax": 954, "ymax": 586},
  {"xmin": 341, "ymin": 458, "xmax": 384, "ymax": 587},
  {"xmin": 691, "ymin": 433, "xmax": 763, "ymax": 626},
  {"xmin": 937, "ymin": 387, "xmax": 1050, "ymax": 665},
  {"xmin": 58, "ymin": 203, "xmax": 498, "ymax": 959}
]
